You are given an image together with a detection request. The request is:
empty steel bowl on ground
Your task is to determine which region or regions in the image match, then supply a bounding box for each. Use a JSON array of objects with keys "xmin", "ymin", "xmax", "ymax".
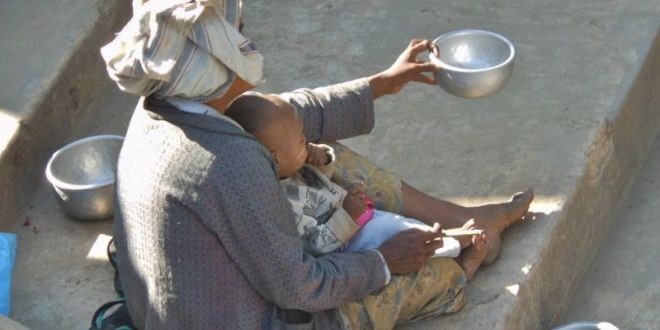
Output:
[
  {"xmin": 429, "ymin": 29, "xmax": 515, "ymax": 98},
  {"xmin": 553, "ymin": 321, "xmax": 619, "ymax": 330},
  {"xmin": 45, "ymin": 135, "xmax": 124, "ymax": 220}
]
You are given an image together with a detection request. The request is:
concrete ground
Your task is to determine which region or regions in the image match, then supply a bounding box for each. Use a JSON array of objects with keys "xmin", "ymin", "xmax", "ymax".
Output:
[
  {"xmin": 0, "ymin": 0, "xmax": 131, "ymax": 235},
  {"xmin": 9, "ymin": 80, "xmax": 136, "ymax": 330},
  {"xmin": 1, "ymin": 0, "xmax": 659, "ymax": 329},
  {"xmin": 557, "ymin": 133, "xmax": 660, "ymax": 329}
]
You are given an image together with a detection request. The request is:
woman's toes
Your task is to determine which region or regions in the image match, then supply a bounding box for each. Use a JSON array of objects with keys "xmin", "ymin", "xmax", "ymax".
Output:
[
  {"xmin": 511, "ymin": 188, "xmax": 534, "ymax": 206},
  {"xmin": 498, "ymin": 189, "xmax": 535, "ymax": 230}
]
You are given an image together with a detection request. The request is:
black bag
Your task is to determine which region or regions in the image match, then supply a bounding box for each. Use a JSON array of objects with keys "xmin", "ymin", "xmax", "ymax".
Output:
[
  {"xmin": 89, "ymin": 299, "xmax": 134, "ymax": 330},
  {"xmin": 107, "ymin": 238, "xmax": 124, "ymax": 297},
  {"xmin": 88, "ymin": 238, "xmax": 136, "ymax": 330}
]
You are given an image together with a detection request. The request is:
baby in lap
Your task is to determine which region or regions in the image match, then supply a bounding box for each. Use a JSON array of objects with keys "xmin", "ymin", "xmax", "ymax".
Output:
[{"xmin": 226, "ymin": 92, "xmax": 487, "ymax": 280}]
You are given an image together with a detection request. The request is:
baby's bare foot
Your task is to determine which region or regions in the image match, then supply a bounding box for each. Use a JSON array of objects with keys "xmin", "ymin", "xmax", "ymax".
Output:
[
  {"xmin": 455, "ymin": 235, "xmax": 473, "ymax": 249},
  {"xmin": 459, "ymin": 235, "xmax": 489, "ymax": 281},
  {"xmin": 453, "ymin": 219, "xmax": 478, "ymax": 248}
]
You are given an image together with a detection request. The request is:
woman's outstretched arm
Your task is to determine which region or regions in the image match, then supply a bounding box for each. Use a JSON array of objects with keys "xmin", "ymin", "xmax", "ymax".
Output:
[
  {"xmin": 367, "ymin": 39, "xmax": 438, "ymax": 98},
  {"xmin": 281, "ymin": 39, "xmax": 439, "ymax": 143}
]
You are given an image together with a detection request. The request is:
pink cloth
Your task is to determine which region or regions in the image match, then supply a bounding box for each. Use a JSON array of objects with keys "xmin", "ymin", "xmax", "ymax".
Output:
[{"xmin": 355, "ymin": 194, "xmax": 375, "ymax": 227}]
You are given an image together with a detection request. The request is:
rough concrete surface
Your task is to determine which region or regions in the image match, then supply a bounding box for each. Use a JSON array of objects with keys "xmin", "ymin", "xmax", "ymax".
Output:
[
  {"xmin": 0, "ymin": 0, "xmax": 131, "ymax": 230},
  {"xmin": 245, "ymin": 1, "xmax": 659, "ymax": 329},
  {"xmin": 0, "ymin": 0, "xmax": 100, "ymax": 114},
  {"xmin": 558, "ymin": 133, "xmax": 660, "ymax": 329},
  {"xmin": 0, "ymin": 315, "xmax": 29, "ymax": 330},
  {"xmin": 11, "ymin": 185, "xmax": 116, "ymax": 330},
  {"xmin": 9, "ymin": 78, "xmax": 136, "ymax": 329},
  {"xmin": 1, "ymin": 0, "xmax": 660, "ymax": 329}
]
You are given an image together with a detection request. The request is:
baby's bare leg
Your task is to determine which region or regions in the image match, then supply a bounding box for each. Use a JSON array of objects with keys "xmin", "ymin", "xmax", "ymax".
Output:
[
  {"xmin": 457, "ymin": 235, "xmax": 489, "ymax": 281},
  {"xmin": 455, "ymin": 236, "xmax": 473, "ymax": 249}
]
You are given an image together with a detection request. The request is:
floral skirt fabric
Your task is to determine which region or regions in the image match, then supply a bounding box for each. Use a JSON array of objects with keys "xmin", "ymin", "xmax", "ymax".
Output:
[
  {"xmin": 329, "ymin": 143, "xmax": 404, "ymax": 214},
  {"xmin": 339, "ymin": 257, "xmax": 466, "ymax": 329},
  {"xmin": 330, "ymin": 143, "xmax": 467, "ymax": 329}
]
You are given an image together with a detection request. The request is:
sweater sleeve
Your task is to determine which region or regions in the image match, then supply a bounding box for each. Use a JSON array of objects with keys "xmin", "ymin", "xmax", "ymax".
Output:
[
  {"xmin": 202, "ymin": 140, "xmax": 387, "ymax": 311},
  {"xmin": 279, "ymin": 78, "xmax": 375, "ymax": 143}
]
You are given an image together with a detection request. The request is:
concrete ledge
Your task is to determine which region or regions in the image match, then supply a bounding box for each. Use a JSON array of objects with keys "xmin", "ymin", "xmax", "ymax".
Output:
[
  {"xmin": 401, "ymin": 24, "xmax": 660, "ymax": 330},
  {"xmin": 0, "ymin": 315, "xmax": 29, "ymax": 330},
  {"xmin": 520, "ymin": 25, "xmax": 660, "ymax": 329},
  {"xmin": 406, "ymin": 25, "xmax": 660, "ymax": 330},
  {"xmin": 547, "ymin": 25, "xmax": 660, "ymax": 326},
  {"xmin": 0, "ymin": 0, "xmax": 131, "ymax": 229}
]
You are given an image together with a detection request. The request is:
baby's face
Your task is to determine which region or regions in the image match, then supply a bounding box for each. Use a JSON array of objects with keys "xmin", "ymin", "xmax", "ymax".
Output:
[{"xmin": 262, "ymin": 99, "xmax": 307, "ymax": 179}]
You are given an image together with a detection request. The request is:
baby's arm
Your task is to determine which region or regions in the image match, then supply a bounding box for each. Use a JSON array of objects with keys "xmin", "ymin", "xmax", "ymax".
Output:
[
  {"xmin": 306, "ymin": 143, "xmax": 336, "ymax": 178},
  {"xmin": 289, "ymin": 197, "xmax": 359, "ymax": 255}
]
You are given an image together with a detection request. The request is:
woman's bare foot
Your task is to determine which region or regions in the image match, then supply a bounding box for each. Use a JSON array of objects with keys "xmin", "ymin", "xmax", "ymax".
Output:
[
  {"xmin": 469, "ymin": 189, "xmax": 534, "ymax": 234},
  {"xmin": 469, "ymin": 189, "xmax": 534, "ymax": 264},
  {"xmin": 458, "ymin": 235, "xmax": 489, "ymax": 281}
]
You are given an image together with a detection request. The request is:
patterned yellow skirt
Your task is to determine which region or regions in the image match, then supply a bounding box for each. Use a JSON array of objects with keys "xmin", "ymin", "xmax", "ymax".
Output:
[
  {"xmin": 330, "ymin": 143, "xmax": 467, "ymax": 329},
  {"xmin": 329, "ymin": 143, "xmax": 404, "ymax": 214}
]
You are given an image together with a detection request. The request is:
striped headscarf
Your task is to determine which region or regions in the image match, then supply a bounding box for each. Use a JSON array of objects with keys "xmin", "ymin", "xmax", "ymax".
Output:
[{"xmin": 101, "ymin": 0, "xmax": 263, "ymax": 102}]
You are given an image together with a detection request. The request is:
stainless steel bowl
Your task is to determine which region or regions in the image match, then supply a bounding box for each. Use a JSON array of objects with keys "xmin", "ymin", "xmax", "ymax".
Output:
[
  {"xmin": 45, "ymin": 135, "xmax": 124, "ymax": 220},
  {"xmin": 429, "ymin": 29, "xmax": 515, "ymax": 98},
  {"xmin": 553, "ymin": 321, "xmax": 619, "ymax": 330}
]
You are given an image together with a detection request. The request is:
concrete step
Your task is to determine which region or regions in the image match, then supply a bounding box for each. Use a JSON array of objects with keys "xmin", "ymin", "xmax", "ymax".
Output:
[
  {"xmin": 555, "ymin": 129, "xmax": 660, "ymax": 330},
  {"xmin": 0, "ymin": 0, "xmax": 135, "ymax": 327},
  {"xmin": 2, "ymin": 0, "xmax": 660, "ymax": 329},
  {"xmin": 9, "ymin": 82, "xmax": 135, "ymax": 330},
  {"xmin": 0, "ymin": 0, "xmax": 131, "ymax": 230}
]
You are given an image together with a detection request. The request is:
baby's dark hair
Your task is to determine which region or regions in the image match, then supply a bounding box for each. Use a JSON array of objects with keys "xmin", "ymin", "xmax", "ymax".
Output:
[{"xmin": 225, "ymin": 93, "xmax": 281, "ymax": 136}]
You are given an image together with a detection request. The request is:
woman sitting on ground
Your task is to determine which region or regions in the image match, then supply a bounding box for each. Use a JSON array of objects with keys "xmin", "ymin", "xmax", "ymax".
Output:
[{"xmin": 101, "ymin": 1, "xmax": 533, "ymax": 328}]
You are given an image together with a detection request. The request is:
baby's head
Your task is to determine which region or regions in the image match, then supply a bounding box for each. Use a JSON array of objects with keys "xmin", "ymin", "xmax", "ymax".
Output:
[{"xmin": 226, "ymin": 93, "xmax": 307, "ymax": 179}]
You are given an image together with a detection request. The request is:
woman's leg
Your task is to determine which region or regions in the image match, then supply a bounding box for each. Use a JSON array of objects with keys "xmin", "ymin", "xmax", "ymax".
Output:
[
  {"xmin": 330, "ymin": 143, "xmax": 405, "ymax": 213},
  {"xmin": 330, "ymin": 143, "xmax": 533, "ymax": 232},
  {"xmin": 329, "ymin": 142, "xmax": 534, "ymax": 263},
  {"xmin": 401, "ymin": 182, "xmax": 534, "ymax": 234},
  {"xmin": 401, "ymin": 182, "xmax": 533, "ymax": 264}
]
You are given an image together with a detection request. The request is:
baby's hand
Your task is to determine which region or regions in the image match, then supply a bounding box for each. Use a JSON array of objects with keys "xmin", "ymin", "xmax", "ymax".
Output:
[
  {"xmin": 305, "ymin": 143, "xmax": 331, "ymax": 166},
  {"xmin": 343, "ymin": 190, "xmax": 367, "ymax": 221}
]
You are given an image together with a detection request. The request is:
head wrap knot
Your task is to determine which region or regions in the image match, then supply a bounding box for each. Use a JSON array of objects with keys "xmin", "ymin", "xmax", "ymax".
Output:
[{"xmin": 101, "ymin": 0, "xmax": 263, "ymax": 102}]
